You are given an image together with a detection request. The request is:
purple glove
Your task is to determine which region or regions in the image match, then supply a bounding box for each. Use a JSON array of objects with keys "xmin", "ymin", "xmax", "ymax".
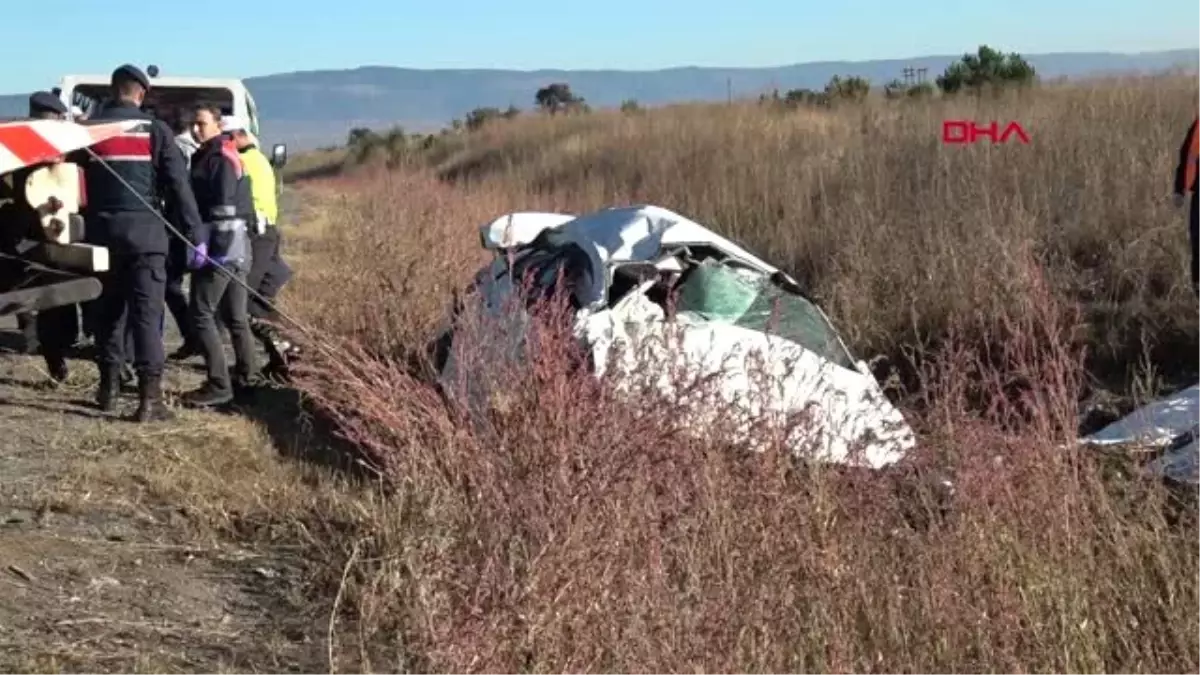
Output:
[{"xmin": 189, "ymin": 243, "xmax": 209, "ymax": 270}]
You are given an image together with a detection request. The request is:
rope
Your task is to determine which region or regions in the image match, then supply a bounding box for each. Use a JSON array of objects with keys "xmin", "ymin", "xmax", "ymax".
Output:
[
  {"xmin": 80, "ymin": 145, "xmax": 317, "ymax": 341},
  {"xmin": 0, "ymin": 248, "xmax": 93, "ymax": 280}
]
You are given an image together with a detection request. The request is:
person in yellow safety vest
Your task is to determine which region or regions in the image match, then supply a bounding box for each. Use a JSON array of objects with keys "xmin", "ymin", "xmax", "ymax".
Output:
[
  {"xmin": 220, "ymin": 116, "xmax": 276, "ymax": 230},
  {"xmin": 220, "ymin": 115, "xmax": 296, "ymax": 378}
]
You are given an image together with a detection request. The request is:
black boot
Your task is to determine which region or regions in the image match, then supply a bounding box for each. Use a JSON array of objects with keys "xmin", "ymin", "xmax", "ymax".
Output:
[
  {"xmin": 168, "ymin": 343, "xmax": 201, "ymax": 361},
  {"xmin": 96, "ymin": 365, "xmax": 119, "ymax": 412},
  {"xmin": 255, "ymin": 326, "xmax": 287, "ymax": 383},
  {"xmin": 120, "ymin": 362, "xmax": 137, "ymax": 392},
  {"xmin": 129, "ymin": 374, "xmax": 174, "ymax": 423},
  {"xmin": 181, "ymin": 379, "xmax": 234, "ymax": 407},
  {"xmin": 45, "ymin": 354, "xmax": 69, "ymax": 384}
]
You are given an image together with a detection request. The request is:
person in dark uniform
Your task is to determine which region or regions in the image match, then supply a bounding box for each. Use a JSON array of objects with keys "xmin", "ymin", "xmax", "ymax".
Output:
[
  {"xmin": 8, "ymin": 93, "xmax": 72, "ymax": 361},
  {"xmin": 163, "ymin": 157, "xmax": 201, "ymax": 359},
  {"xmin": 78, "ymin": 65, "xmax": 203, "ymax": 422},
  {"xmin": 184, "ymin": 103, "xmax": 256, "ymax": 406},
  {"xmin": 0, "ymin": 91, "xmax": 96, "ymax": 382},
  {"xmin": 22, "ymin": 92, "xmax": 81, "ymax": 382},
  {"xmin": 0, "ymin": 93, "xmax": 138, "ymax": 382}
]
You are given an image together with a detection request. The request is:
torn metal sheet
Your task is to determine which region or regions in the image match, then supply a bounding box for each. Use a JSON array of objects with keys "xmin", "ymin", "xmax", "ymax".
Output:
[{"xmin": 1080, "ymin": 384, "xmax": 1199, "ymax": 486}]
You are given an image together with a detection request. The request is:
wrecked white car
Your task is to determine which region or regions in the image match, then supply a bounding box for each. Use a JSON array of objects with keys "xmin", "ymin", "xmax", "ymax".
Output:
[{"xmin": 436, "ymin": 204, "xmax": 917, "ymax": 470}]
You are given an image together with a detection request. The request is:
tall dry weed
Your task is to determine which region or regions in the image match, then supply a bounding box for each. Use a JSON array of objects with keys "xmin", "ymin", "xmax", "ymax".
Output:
[
  {"xmin": 291, "ymin": 244, "xmax": 1196, "ymax": 672},
  {"xmin": 413, "ymin": 76, "xmax": 1200, "ymax": 394},
  {"xmin": 282, "ymin": 78, "xmax": 1199, "ymax": 672}
]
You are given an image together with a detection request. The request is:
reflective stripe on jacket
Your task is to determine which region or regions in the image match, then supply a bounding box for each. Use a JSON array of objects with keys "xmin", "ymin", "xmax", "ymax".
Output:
[
  {"xmin": 82, "ymin": 102, "xmax": 157, "ymax": 213},
  {"xmin": 189, "ymin": 137, "xmax": 253, "ymax": 267}
]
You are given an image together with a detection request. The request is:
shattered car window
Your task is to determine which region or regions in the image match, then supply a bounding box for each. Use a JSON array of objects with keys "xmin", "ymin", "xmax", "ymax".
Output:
[
  {"xmin": 675, "ymin": 260, "xmax": 857, "ymax": 371},
  {"xmin": 506, "ymin": 236, "xmax": 595, "ymax": 308},
  {"xmin": 738, "ymin": 284, "xmax": 857, "ymax": 371}
]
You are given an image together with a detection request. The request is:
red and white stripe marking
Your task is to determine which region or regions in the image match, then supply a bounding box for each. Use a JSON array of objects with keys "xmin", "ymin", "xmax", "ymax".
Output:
[{"xmin": 0, "ymin": 119, "xmax": 141, "ymax": 176}]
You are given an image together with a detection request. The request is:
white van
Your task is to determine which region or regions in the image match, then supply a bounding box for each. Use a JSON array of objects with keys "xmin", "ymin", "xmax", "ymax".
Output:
[{"xmin": 56, "ymin": 69, "xmax": 287, "ymax": 169}]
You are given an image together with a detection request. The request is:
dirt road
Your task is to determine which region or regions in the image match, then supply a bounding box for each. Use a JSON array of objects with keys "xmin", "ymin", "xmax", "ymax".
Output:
[{"xmin": 0, "ymin": 190, "xmax": 344, "ymax": 673}]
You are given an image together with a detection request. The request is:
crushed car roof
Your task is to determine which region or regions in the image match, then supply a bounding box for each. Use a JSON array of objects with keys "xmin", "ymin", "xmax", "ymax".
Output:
[{"xmin": 480, "ymin": 205, "xmax": 782, "ymax": 308}]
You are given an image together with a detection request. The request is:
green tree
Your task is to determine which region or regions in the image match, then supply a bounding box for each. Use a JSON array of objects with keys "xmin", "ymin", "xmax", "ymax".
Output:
[
  {"xmin": 936, "ymin": 45, "xmax": 1036, "ymax": 94},
  {"xmin": 465, "ymin": 106, "xmax": 503, "ymax": 131},
  {"xmin": 906, "ymin": 82, "xmax": 935, "ymax": 99},
  {"xmin": 783, "ymin": 87, "xmax": 827, "ymax": 107},
  {"xmin": 535, "ymin": 82, "xmax": 585, "ymax": 114},
  {"xmin": 884, "ymin": 79, "xmax": 934, "ymax": 100},
  {"xmin": 824, "ymin": 75, "xmax": 870, "ymax": 102},
  {"xmin": 382, "ymin": 126, "xmax": 406, "ymax": 159},
  {"xmin": 346, "ymin": 127, "xmax": 378, "ymax": 148},
  {"xmin": 620, "ymin": 99, "xmax": 641, "ymax": 113}
]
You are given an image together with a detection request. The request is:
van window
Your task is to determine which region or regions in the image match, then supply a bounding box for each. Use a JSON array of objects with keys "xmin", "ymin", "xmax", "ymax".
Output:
[
  {"xmin": 68, "ymin": 84, "xmax": 234, "ymax": 130},
  {"xmin": 245, "ymin": 92, "xmax": 261, "ymax": 137}
]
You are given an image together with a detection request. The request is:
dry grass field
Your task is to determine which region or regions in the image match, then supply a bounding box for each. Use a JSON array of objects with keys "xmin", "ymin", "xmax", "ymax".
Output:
[
  {"xmin": 1, "ymin": 75, "xmax": 1196, "ymax": 673},
  {"xmin": 277, "ymin": 75, "xmax": 1199, "ymax": 671}
]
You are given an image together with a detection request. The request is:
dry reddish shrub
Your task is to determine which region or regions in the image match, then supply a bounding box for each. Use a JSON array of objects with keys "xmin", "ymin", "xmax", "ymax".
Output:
[
  {"xmin": 288, "ymin": 209, "xmax": 1194, "ymax": 675},
  {"xmin": 291, "ymin": 257, "xmax": 1195, "ymax": 672},
  {"xmin": 283, "ymin": 80, "xmax": 1199, "ymax": 672}
]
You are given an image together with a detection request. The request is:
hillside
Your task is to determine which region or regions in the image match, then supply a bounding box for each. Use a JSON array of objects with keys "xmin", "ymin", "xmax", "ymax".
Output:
[{"xmin": 1, "ymin": 48, "xmax": 1196, "ymax": 148}]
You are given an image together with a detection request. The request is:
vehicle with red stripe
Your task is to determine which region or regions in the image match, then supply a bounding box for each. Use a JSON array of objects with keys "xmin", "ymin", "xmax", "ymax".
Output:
[{"xmin": 0, "ymin": 118, "xmax": 141, "ymax": 315}]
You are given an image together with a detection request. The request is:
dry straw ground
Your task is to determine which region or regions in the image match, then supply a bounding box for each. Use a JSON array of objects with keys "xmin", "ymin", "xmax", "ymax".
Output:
[
  {"xmin": 275, "ymin": 74, "xmax": 1199, "ymax": 671},
  {"xmin": 3, "ymin": 76, "xmax": 1196, "ymax": 673}
]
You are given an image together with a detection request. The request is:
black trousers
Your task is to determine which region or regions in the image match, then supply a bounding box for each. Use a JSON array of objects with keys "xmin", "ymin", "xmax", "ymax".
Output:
[
  {"xmin": 16, "ymin": 312, "xmax": 37, "ymax": 351},
  {"xmin": 243, "ymin": 227, "xmax": 292, "ymax": 366},
  {"xmin": 35, "ymin": 304, "xmax": 80, "ymax": 363},
  {"xmin": 190, "ymin": 263, "xmax": 256, "ymax": 390},
  {"xmin": 166, "ymin": 262, "xmax": 193, "ymax": 347},
  {"xmin": 81, "ymin": 300, "xmax": 134, "ymax": 356},
  {"xmin": 1189, "ymin": 190, "xmax": 1198, "ymax": 296},
  {"xmin": 165, "ymin": 235, "xmax": 193, "ymax": 346},
  {"xmin": 93, "ymin": 252, "xmax": 167, "ymax": 378},
  {"xmin": 246, "ymin": 226, "xmax": 289, "ymax": 319}
]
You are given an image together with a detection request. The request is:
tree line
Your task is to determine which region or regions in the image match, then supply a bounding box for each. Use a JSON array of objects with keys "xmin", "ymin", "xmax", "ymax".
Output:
[{"xmin": 344, "ymin": 44, "xmax": 1036, "ymax": 149}]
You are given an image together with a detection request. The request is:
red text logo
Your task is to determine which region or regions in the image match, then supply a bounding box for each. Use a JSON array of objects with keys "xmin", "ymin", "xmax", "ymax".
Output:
[{"xmin": 942, "ymin": 120, "xmax": 1030, "ymax": 145}]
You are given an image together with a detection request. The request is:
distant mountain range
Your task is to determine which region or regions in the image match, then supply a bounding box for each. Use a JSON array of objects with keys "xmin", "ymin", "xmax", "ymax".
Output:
[{"xmin": 2, "ymin": 49, "xmax": 1196, "ymax": 150}]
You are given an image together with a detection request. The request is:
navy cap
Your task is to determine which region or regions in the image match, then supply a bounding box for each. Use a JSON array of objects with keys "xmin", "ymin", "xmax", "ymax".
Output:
[
  {"xmin": 111, "ymin": 64, "xmax": 150, "ymax": 91},
  {"xmin": 28, "ymin": 90, "xmax": 68, "ymax": 116}
]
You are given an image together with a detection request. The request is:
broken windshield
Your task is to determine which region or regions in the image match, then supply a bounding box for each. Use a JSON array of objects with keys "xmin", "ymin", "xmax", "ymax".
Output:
[
  {"xmin": 505, "ymin": 235, "xmax": 595, "ymax": 309},
  {"xmin": 674, "ymin": 259, "xmax": 857, "ymax": 370}
]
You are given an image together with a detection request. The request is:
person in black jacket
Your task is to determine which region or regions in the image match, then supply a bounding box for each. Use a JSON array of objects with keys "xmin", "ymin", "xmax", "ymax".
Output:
[
  {"xmin": 79, "ymin": 65, "xmax": 203, "ymax": 422},
  {"xmin": 163, "ymin": 155, "xmax": 201, "ymax": 360},
  {"xmin": 183, "ymin": 103, "xmax": 256, "ymax": 406},
  {"xmin": 8, "ymin": 92, "xmax": 74, "ymax": 376}
]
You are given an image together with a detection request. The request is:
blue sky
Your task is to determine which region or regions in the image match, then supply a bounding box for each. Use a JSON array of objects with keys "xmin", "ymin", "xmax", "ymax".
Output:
[{"xmin": 2, "ymin": 0, "xmax": 1196, "ymax": 93}]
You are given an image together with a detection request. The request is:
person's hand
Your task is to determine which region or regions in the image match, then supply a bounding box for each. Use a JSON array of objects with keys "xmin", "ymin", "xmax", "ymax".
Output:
[
  {"xmin": 189, "ymin": 243, "xmax": 209, "ymax": 270},
  {"xmin": 1173, "ymin": 193, "xmax": 1186, "ymax": 209}
]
